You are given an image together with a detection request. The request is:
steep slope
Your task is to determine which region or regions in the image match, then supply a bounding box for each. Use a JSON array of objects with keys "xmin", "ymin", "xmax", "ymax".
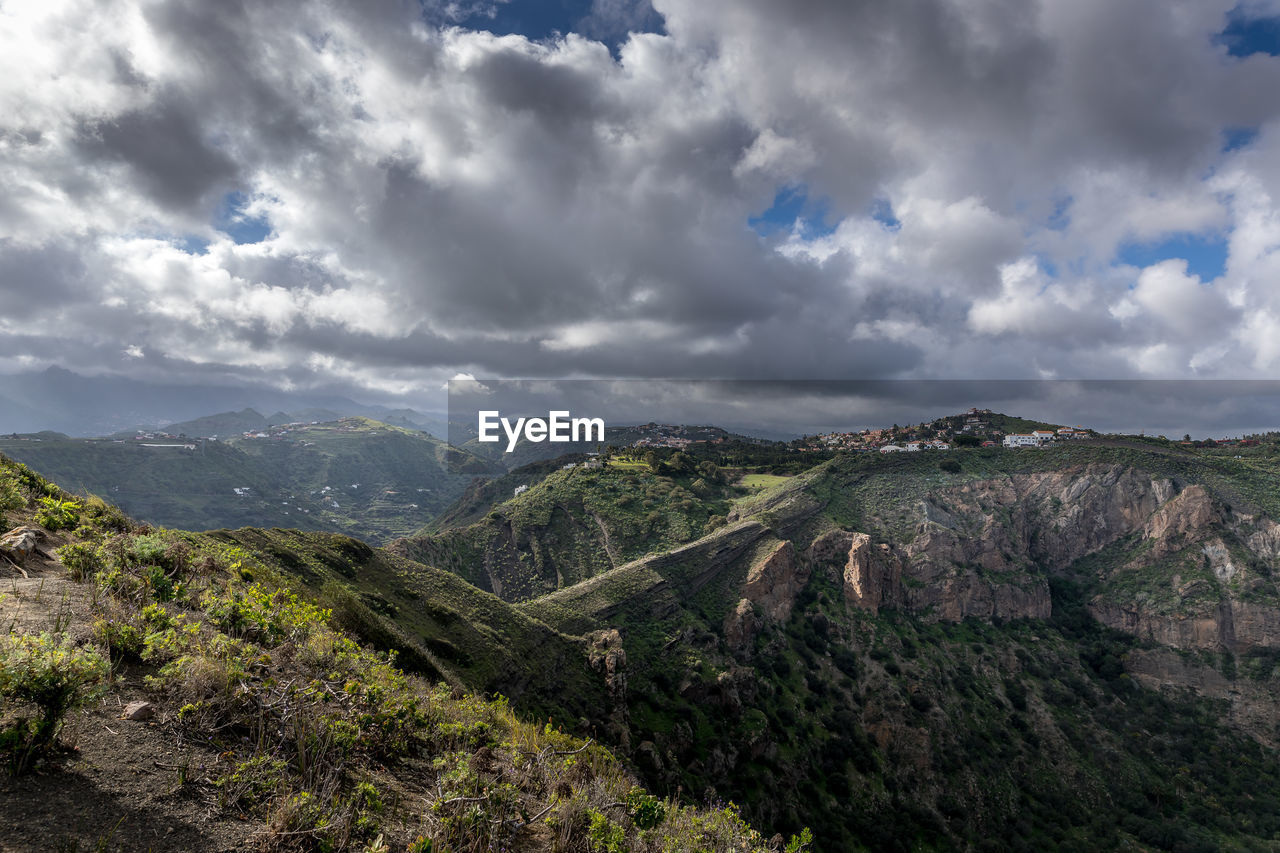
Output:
[
  {"xmin": 0, "ymin": 451, "xmax": 784, "ymax": 852},
  {"xmin": 481, "ymin": 442, "xmax": 1280, "ymax": 849},
  {"xmin": 196, "ymin": 526, "xmax": 608, "ymax": 725},
  {"xmin": 390, "ymin": 459, "xmax": 738, "ymax": 600}
]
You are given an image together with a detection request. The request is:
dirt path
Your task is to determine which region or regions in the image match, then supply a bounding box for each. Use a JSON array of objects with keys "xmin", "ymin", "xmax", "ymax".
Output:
[{"xmin": 0, "ymin": 527, "xmax": 254, "ymax": 853}]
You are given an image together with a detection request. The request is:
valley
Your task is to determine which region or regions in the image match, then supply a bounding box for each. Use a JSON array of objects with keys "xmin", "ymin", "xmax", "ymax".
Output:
[
  {"xmin": 6, "ymin": 415, "xmax": 1280, "ymax": 850},
  {"xmin": 0, "ymin": 417, "xmax": 489, "ymax": 544}
]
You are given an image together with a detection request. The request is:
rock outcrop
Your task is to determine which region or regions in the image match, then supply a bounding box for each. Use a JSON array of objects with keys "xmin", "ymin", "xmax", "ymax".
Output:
[
  {"xmin": 1143, "ymin": 485, "xmax": 1221, "ymax": 558},
  {"xmin": 801, "ymin": 463, "xmax": 1280, "ymax": 631},
  {"xmin": 1090, "ymin": 598, "xmax": 1280, "ymax": 651},
  {"xmin": 809, "ymin": 529, "xmax": 901, "ymax": 613},
  {"xmin": 1, "ymin": 526, "xmax": 45, "ymax": 566},
  {"xmin": 723, "ymin": 598, "xmax": 763, "ymax": 657},
  {"xmin": 587, "ymin": 628, "xmax": 630, "ymax": 749},
  {"xmin": 742, "ymin": 540, "xmax": 808, "ymax": 621}
]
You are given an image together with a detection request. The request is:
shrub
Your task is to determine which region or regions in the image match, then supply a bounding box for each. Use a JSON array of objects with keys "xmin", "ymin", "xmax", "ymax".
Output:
[
  {"xmin": 0, "ymin": 472, "xmax": 24, "ymax": 527},
  {"xmin": 80, "ymin": 495, "xmax": 132, "ymax": 534},
  {"xmin": 217, "ymin": 754, "xmax": 289, "ymax": 813},
  {"xmin": 54, "ymin": 542, "xmax": 105, "ymax": 581},
  {"xmin": 626, "ymin": 787, "xmax": 666, "ymax": 830},
  {"xmin": 0, "ymin": 633, "xmax": 108, "ymax": 774},
  {"xmin": 587, "ymin": 808, "xmax": 626, "ymax": 852},
  {"xmin": 34, "ymin": 496, "xmax": 80, "ymax": 531},
  {"xmin": 203, "ymin": 584, "xmax": 330, "ymax": 645},
  {"xmin": 92, "ymin": 615, "xmax": 146, "ymax": 662}
]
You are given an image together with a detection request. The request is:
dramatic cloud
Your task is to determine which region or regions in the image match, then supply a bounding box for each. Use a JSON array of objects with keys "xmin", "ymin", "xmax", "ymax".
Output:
[{"xmin": 2, "ymin": 0, "xmax": 1280, "ymax": 411}]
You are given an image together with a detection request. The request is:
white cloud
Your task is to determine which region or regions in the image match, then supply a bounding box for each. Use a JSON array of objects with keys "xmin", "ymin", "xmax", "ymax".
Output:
[{"xmin": 1, "ymin": 0, "xmax": 1279, "ymax": 401}]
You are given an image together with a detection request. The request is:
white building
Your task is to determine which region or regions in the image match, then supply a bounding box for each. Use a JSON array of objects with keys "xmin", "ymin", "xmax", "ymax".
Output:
[{"xmin": 1003, "ymin": 434, "xmax": 1041, "ymax": 448}]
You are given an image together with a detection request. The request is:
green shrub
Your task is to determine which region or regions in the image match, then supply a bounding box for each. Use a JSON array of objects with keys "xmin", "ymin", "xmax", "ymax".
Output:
[
  {"xmin": 0, "ymin": 633, "xmax": 108, "ymax": 774},
  {"xmin": 216, "ymin": 754, "xmax": 289, "ymax": 813},
  {"xmin": 79, "ymin": 494, "xmax": 131, "ymax": 534},
  {"xmin": 0, "ymin": 472, "xmax": 24, "ymax": 527},
  {"xmin": 54, "ymin": 542, "xmax": 105, "ymax": 581},
  {"xmin": 144, "ymin": 564, "xmax": 176, "ymax": 602},
  {"xmin": 92, "ymin": 616, "xmax": 146, "ymax": 662},
  {"xmin": 587, "ymin": 808, "xmax": 626, "ymax": 852},
  {"xmin": 34, "ymin": 496, "xmax": 80, "ymax": 531},
  {"xmin": 626, "ymin": 787, "xmax": 666, "ymax": 830},
  {"xmin": 203, "ymin": 584, "xmax": 330, "ymax": 645}
]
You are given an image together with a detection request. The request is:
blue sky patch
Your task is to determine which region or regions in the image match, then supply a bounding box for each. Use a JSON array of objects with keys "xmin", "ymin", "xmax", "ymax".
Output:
[
  {"xmin": 1217, "ymin": 7, "xmax": 1280, "ymax": 57},
  {"xmin": 439, "ymin": 0, "xmax": 662, "ymax": 47},
  {"xmin": 1047, "ymin": 195, "xmax": 1072, "ymax": 231},
  {"xmin": 1117, "ymin": 232, "xmax": 1228, "ymax": 281},
  {"xmin": 870, "ymin": 198, "xmax": 901, "ymax": 231},
  {"xmin": 174, "ymin": 235, "xmax": 211, "ymax": 255},
  {"xmin": 215, "ymin": 191, "xmax": 271, "ymax": 245},
  {"xmin": 749, "ymin": 185, "xmax": 839, "ymax": 239},
  {"xmin": 1223, "ymin": 126, "xmax": 1259, "ymax": 151}
]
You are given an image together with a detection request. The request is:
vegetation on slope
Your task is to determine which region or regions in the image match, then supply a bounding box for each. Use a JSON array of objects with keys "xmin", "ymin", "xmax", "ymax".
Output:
[
  {"xmin": 0, "ymin": 418, "xmax": 489, "ymax": 544},
  {"xmin": 506, "ymin": 440, "xmax": 1280, "ymax": 850},
  {"xmin": 393, "ymin": 457, "xmax": 738, "ymax": 602},
  {"xmin": 1, "ymin": 451, "xmax": 794, "ymax": 852}
]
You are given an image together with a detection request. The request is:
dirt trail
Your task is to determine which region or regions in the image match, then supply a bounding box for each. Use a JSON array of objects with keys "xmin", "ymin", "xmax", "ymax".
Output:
[{"xmin": 0, "ymin": 522, "xmax": 254, "ymax": 853}]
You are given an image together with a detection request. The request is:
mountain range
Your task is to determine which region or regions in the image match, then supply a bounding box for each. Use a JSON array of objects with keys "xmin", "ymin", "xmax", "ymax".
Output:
[{"xmin": 0, "ymin": 367, "xmax": 447, "ymax": 438}]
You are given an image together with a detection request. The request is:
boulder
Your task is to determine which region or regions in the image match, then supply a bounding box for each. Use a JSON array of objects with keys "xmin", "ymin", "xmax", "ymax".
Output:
[
  {"xmin": 122, "ymin": 701, "xmax": 155, "ymax": 721},
  {"xmin": 0, "ymin": 526, "xmax": 45, "ymax": 565}
]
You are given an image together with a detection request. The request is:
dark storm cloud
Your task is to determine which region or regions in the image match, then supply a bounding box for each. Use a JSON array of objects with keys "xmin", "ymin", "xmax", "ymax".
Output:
[
  {"xmin": 75, "ymin": 97, "xmax": 239, "ymax": 212},
  {"xmin": 449, "ymin": 379, "xmax": 1280, "ymax": 440},
  {"xmin": 0, "ymin": 242, "xmax": 88, "ymax": 318}
]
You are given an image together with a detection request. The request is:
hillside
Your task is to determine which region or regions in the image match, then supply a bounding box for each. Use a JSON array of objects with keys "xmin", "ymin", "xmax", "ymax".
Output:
[
  {"xmin": 0, "ymin": 452, "xmax": 789, "ymax": 852},
  {"xmin": 391, "ymin": 455, "xmax": 739, "ymax": 601},
  {"xmin": 385, "ymin": 437, "xmax": 1280, "ymax": 849},
  {"xmin": 0, "ymin": 418, "xmax": 492, "ymax": 544},
  {"xmin": 12, "ymin": 430, "xmax": 1280, "ymax": 849}
]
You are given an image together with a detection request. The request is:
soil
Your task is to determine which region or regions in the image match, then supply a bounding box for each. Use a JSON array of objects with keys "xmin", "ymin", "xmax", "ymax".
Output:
[{"xmin": 0, "ymin": 517, "xmax": 254, "ymax": 853}]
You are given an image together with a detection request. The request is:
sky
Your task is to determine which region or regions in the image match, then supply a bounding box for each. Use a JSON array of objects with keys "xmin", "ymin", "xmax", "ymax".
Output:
[{"xmin": 3, "ymin": 0, "xmax": 1280, "ymax": 430}]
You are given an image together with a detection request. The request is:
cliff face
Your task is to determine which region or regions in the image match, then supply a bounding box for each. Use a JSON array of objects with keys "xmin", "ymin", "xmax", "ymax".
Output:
[
  {"xmin": 1125, "ymin": 647, "xmax": 1280, "ymax": 747},
  {"xmin": 742, "ymin": 540, "xmax": 807, "ymax": 621},
  {"xmin": 798, "ymin": 464, "xmax": 1174, "ymax": 623},
  {"xmin": 1079, "ymin": 484, "xmax": 1280, "ymax": 653},
  {"xmin": 791, "ymin": 463, "xmax": 1280, "ymax": 645}
]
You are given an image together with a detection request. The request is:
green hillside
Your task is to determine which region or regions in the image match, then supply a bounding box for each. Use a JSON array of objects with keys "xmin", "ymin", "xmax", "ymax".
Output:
[
  {"xmin": 500, "ymin": 440, "xmax": 1280, "ymax": 848},
  {"xmin": 392, "ymin": 455, "xmax": 739, "ymax": 601},
  {"xmin": 0, "ymin": 417, "xmax": 492, "ymax": 543},
  {"xmin": 0, "ymin": 452, "xmax": 782, "ymax": 852},
  {"xmin": 12, "ymin": 429, "xmax": 1280, "ymax": 850},
  {"xmin": 382, "ymin": 437, "xmax": 1280, "ymax": 849}
]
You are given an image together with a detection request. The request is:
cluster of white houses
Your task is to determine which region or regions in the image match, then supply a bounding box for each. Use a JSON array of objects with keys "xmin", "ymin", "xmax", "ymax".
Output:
[
  {"xmin": 1002, "ymin": 427, "xmax": 1087, "ymax": 448},
  {"xmin": 878, "ymin": 439, "xmax": 952, "ymax": 453}
]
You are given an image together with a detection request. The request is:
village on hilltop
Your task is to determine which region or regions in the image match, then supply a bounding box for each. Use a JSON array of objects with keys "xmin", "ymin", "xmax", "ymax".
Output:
[{"xmin": 796, "ymin": 408, "xmax": 1096, "ymax": 453}]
